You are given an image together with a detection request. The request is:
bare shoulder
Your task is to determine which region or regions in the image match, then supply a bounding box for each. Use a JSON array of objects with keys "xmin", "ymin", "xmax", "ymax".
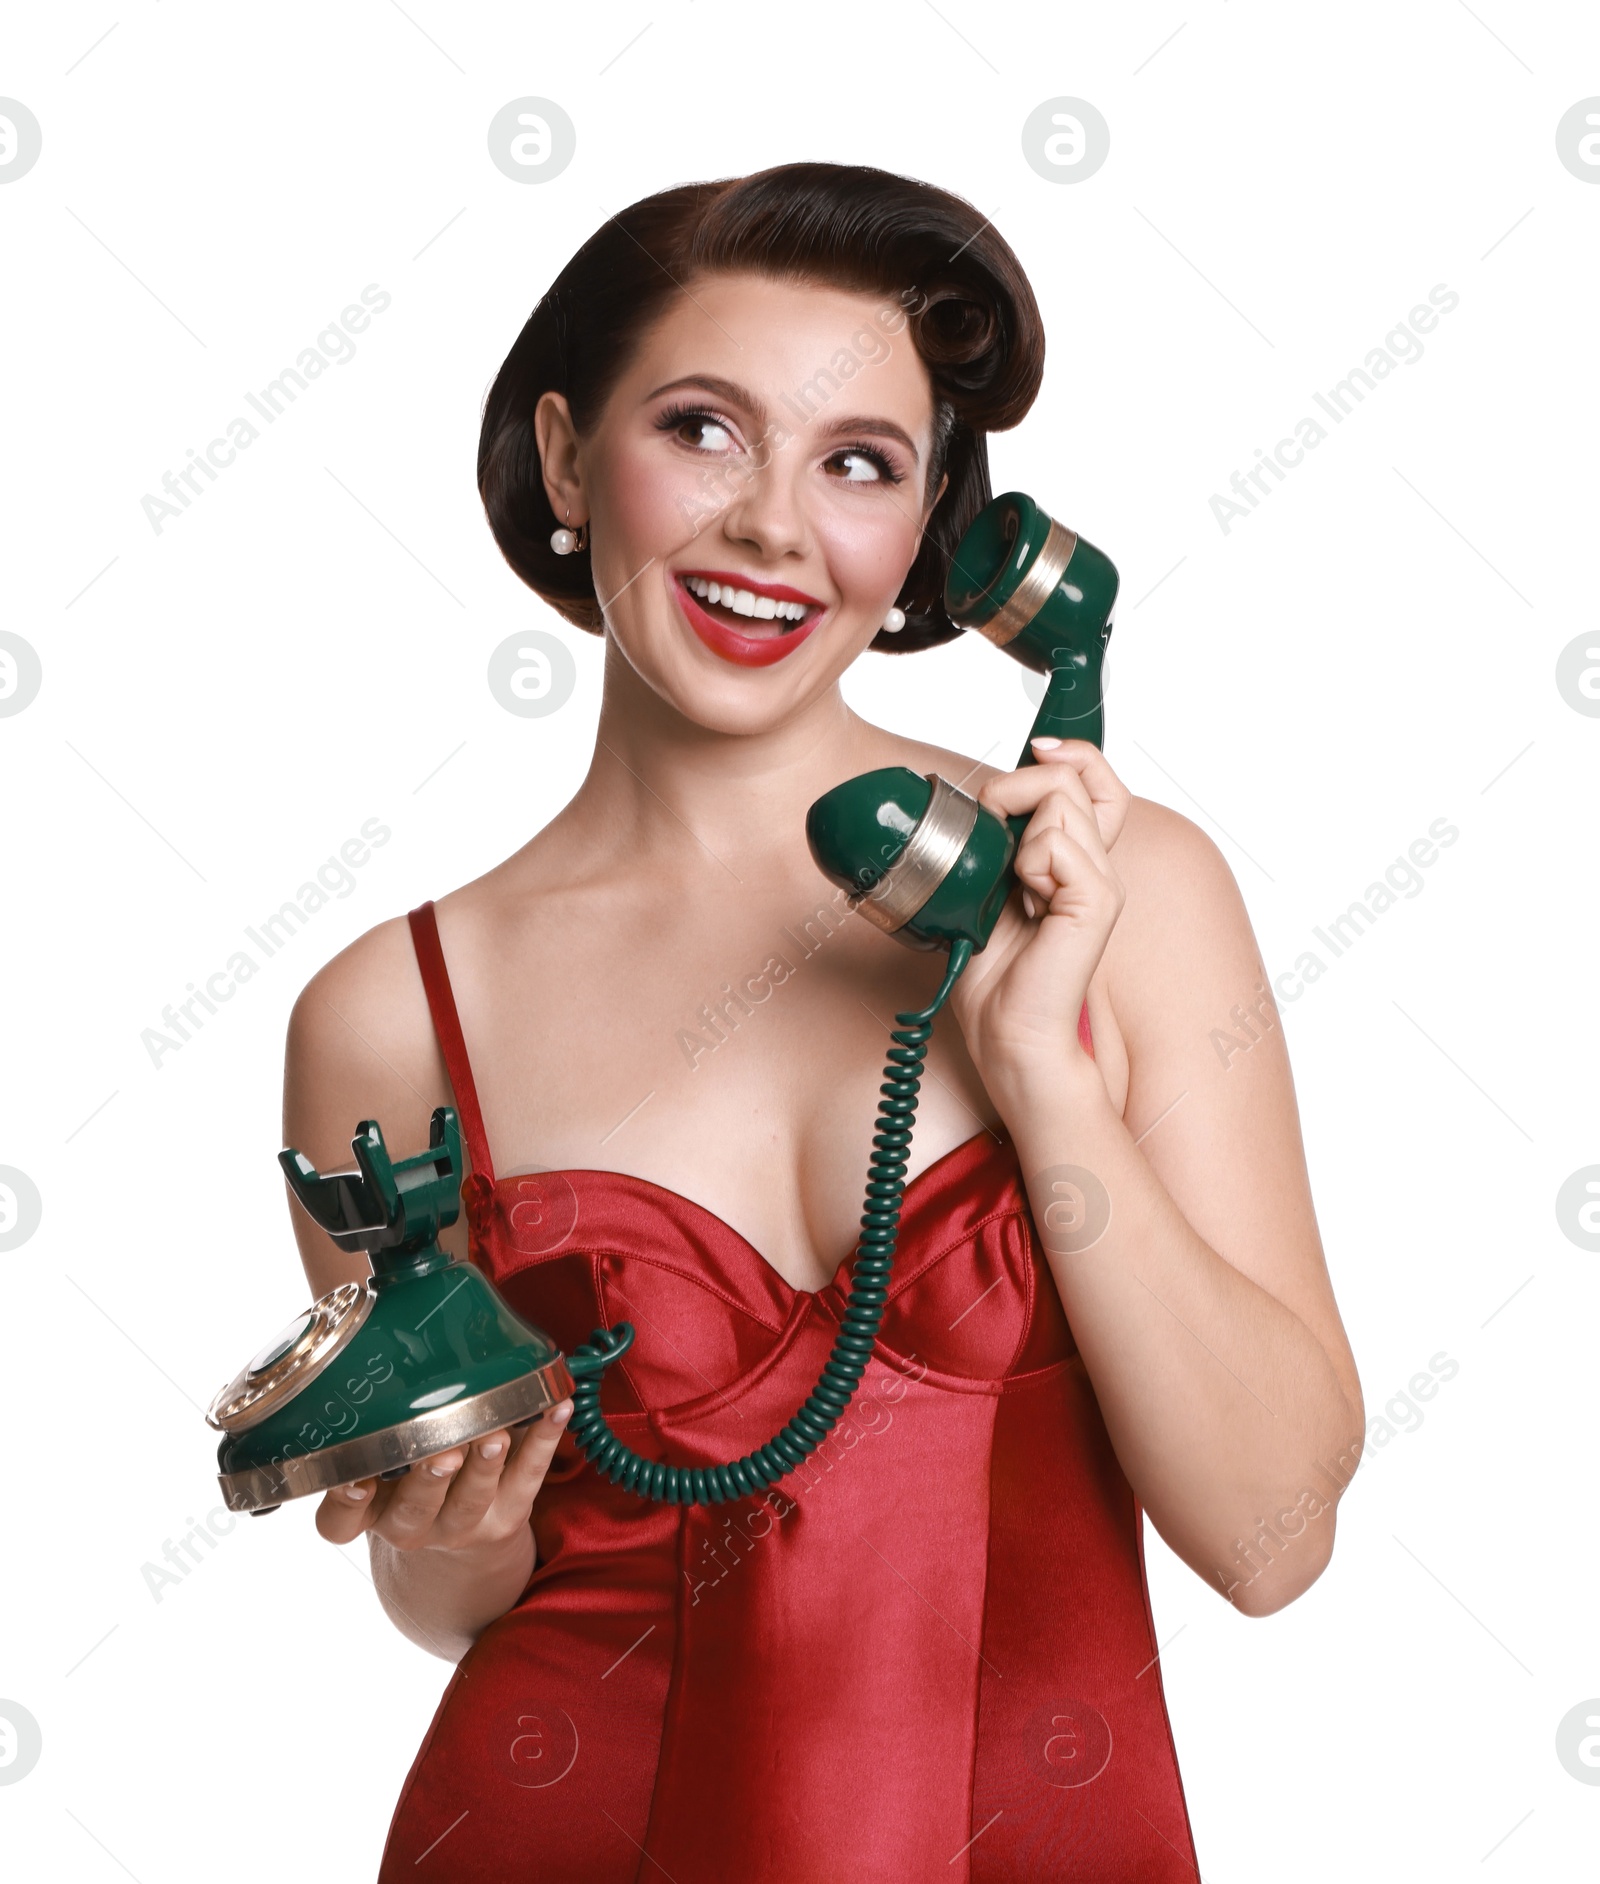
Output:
[
  {"xmin": 282, "ymin": 831, "xmax": 568, "ymax": 1141},
  {"xmin": 287, "ymin": 913, "xmax": 430, "ymax": 1067},
  {"xmin": 1112, "ymin": 795, "xmax": 1246, "ymax": 928},
  {"xmin": 280, "ymin": 911, "xmax": 460, "ymax": 1289},
  {"xmin": 1100, "ymin": 796, "xmax": 1260, "ymax": 1035},
  {"xmin": 283, "ymin": 912, "xmax": 449, "ymax": 1161}
]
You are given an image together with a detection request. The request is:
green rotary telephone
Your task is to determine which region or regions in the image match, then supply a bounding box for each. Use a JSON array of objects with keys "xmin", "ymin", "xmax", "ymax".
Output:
[
  {"xmin": 207, "ymin": 493, "xmax": 1117, "ymax": 1512},
  {"xmin": 208, "ymin": 1110, "xmax": 572, "ymax": 1515}
]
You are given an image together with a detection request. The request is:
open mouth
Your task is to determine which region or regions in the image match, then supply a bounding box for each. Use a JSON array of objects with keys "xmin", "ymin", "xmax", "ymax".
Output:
[
  {"xmin": 682, "ymin": 574, "xmax": 814, "ymax": 633},
  {"xmin": 672, "ymin": 570, "xmax": 826, "ymax": 666}
]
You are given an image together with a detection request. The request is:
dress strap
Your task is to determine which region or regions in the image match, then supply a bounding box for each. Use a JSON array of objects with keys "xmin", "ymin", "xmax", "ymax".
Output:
[{"xmin": 407, "ymin": 901, "xmax": 497, "ymax": 1187}]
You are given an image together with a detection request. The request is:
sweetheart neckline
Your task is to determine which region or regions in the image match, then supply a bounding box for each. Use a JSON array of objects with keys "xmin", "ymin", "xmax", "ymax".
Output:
[{"xmin": 490, "ymin": 1125, "xmax": 1016, "ymax": 1299}]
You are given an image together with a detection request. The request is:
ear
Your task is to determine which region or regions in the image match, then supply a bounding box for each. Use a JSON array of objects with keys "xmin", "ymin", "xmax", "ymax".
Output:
[
  {"xmin": 533, "ymin": 390, "xmax": 586, "ymax": 525},
  {"xmin": 927, "ymin": 470, "xmax": 949, "ymax": 517}
]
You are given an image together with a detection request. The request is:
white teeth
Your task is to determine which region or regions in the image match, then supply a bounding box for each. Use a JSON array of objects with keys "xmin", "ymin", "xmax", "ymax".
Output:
[{"xmin": 681, "ymin": 575, "xmax": 811, "ymax": 624}]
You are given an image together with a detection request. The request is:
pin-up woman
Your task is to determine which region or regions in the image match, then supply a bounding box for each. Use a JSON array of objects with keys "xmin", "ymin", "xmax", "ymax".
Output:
[{"xmin": 282, "ymin": 162, "xmax": 1363, "ymax": 1880}]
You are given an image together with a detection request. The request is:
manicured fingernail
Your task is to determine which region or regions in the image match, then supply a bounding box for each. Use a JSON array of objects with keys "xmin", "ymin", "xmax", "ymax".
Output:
[
  {"xmin": 428, "ymin": 1456, "xmax": 462, "ymax": 1477},
  {"xmin": 549, "ymin": 1402, "xmax": 572, "ymax": 1426},
  {"xmin": 1021, "ymin": 888, "xmax": 1038, "ymax": 920},
  {"xmin": 344, "ymin": 1485, "xmax": 370, "ymax": 1501},
  {"xmin": 479, "ymin": 1439, "xmax": 505, "ymax": 1460},
  {"xmin": 1031, "ymin": 736, "xmax": 1062, "ymax": 751}
]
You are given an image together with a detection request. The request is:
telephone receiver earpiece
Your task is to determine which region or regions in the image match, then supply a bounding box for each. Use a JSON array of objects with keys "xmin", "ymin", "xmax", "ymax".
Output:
[{"xmin": 807, "ymin": 491, "xmax": 1119, "ymax": 956}]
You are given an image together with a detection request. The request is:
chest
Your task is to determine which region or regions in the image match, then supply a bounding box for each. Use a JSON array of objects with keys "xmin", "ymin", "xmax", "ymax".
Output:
[{"xmin": 451, "ymin": 894, "xmax": 1125, "ymax": 1291}]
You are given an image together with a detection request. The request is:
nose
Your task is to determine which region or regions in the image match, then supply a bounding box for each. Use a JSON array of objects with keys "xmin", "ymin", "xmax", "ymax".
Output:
[{"xmin": 716, "ymin": 433, "xmax": 809, "ymax": 562}]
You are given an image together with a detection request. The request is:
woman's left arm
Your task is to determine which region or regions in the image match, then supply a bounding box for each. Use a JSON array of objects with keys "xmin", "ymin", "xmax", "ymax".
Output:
[{"xmin": 952, "ymin": 741, "xmax": 1365, "ymax": 1617}]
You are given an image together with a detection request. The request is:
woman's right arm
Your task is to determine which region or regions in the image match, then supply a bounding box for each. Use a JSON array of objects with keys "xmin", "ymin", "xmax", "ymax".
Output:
[{"xmin": 281, "ymin": 915, "xmax": 572, "ymax": 1664}]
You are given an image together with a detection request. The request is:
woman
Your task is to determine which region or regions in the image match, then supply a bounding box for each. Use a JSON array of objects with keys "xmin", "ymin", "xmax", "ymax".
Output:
[{"xmin": 285, "ymin": 162, "xmax": 1363, "ymax": 1880}]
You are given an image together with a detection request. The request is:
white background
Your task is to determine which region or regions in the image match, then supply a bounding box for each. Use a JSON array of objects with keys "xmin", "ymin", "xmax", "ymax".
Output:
[{"xmin": 2, "ymin": 3, "xmax": 1597, "ymax": 1877}]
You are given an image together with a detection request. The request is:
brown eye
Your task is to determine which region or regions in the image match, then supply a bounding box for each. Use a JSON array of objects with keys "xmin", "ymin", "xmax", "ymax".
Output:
[
  {"xmin": 655, "ymin": 404, "xmax": 740, "ymax": 454},
  {"xmin": 823, "ymin": 444, "xmax": 902, "ymax": 485},
  {"xmin": 680, "ymin": 415, "xmax": 735, "ymax": 452},
  {"xmin": 830, "ymin": 449, "xmax": 883, "ymax": 482}
]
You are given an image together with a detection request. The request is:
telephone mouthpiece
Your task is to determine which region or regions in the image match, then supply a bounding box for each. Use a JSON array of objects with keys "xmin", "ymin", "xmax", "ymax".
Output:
[{"xmin": 806, "ymin": 766, "xmax": 1015, "ymax": 953}]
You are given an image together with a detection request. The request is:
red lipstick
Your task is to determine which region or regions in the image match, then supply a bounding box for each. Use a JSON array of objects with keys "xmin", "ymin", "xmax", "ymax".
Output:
[{"xmin": 671, "ymin": 570, "xmax": 826, "ymax": 668}]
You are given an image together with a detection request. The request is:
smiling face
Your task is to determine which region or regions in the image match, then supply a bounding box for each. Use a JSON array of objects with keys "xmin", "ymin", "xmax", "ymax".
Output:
[{"xmin": 534, "ymin": 272, "xmax": 949, "ymax": 736}]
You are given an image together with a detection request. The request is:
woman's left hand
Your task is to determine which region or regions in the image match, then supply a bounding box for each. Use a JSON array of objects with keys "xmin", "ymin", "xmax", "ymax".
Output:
[{"xmin": 946, "ymin": 738, "xmax": 1130, "ymax": 1102}]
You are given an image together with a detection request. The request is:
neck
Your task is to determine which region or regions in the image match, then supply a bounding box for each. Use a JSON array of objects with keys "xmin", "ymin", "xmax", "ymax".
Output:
[{"xmin": 563, "ymin": 635, "xmax": 891, "ymax": 879}]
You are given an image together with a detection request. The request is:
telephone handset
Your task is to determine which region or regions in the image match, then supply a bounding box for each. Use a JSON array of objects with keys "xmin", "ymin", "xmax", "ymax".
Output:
[
  {"xmin": 807, "ymin": 490, "xmax": 1118, "ymax": 962},
  {"xmin": 207, "ymin": 494, "xmax": 1117, "ymax": 1514}
]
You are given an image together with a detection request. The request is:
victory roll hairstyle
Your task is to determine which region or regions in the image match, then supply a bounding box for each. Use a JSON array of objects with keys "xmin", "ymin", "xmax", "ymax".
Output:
[{"xmin": 479, "ymin": 161, "xmax": 1046, "ymax": 652}]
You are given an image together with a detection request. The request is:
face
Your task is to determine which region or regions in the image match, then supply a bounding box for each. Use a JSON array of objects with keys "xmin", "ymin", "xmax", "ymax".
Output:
[{"xmin": 535, "ymin": 272, "xmax": 949, "ymax": 736}]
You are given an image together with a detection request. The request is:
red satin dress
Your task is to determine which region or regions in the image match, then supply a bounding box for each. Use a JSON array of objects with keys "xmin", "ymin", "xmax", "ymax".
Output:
[{"xmin": 377, "ymin": 901, "xmax": 1197, "ymax": 1881}]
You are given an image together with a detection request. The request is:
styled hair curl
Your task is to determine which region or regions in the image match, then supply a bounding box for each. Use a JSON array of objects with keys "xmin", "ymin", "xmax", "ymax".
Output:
[{"xmin": 478, "ymin": 161, "xmax": 1045, "ymax": 652}]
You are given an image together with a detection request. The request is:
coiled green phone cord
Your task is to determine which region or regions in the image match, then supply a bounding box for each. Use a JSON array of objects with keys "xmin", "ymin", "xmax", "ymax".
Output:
[{"xmin": 565, "ymin": 938, "xmax": 975, "ymax": 1505}]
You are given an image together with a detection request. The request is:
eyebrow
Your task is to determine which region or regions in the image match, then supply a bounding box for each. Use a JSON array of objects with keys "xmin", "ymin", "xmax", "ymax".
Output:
[{"xmin": 643, "ymin": 373, "xmax": 922, "ymax": 463}]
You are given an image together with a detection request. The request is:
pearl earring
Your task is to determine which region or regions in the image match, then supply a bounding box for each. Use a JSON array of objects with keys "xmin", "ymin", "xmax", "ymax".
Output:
[
  {"xmin": 550, "ymin": 512, "xmax": 588, "ymax": 556},
  {"xmin": 882, "ymin": 606, "xmax": 906, "ymax": 634}
]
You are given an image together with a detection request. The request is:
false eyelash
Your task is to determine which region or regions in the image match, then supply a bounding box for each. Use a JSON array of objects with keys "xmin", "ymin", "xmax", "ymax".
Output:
[
  {"xmin": 652, "ymin": 402, "xmax": 905, "ymax": 485},
  {"xmin": 652, "ymin": 402, "xmax": 736, "ymax": 454}
]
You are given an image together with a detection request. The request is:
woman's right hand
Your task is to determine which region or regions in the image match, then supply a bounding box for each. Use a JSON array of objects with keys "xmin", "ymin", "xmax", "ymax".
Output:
[{"xmin": 313, "ymin": 1399, "xmax": 573, "ymax": 1554}]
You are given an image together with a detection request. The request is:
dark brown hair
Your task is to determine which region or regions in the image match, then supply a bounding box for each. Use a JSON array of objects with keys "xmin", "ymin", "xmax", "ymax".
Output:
[{"xmin": 478, "ymin": 161, "xmax": 1045, "ymax": 652}]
